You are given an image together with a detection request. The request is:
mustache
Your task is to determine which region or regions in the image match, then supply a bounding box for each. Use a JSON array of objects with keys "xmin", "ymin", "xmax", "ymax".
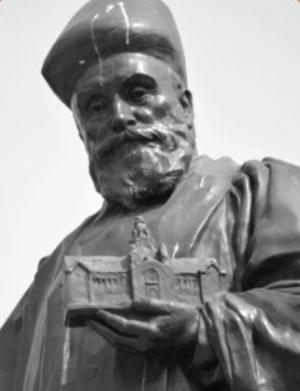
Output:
[{"xmin": 94, "ymin": 125, "xmax": 188, "ymax": 163}]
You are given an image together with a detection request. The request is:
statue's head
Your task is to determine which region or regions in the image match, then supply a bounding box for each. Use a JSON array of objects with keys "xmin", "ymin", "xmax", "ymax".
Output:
[{"xmin": 42, "ymin": 0, "xmax": 197, "ymax": 210}]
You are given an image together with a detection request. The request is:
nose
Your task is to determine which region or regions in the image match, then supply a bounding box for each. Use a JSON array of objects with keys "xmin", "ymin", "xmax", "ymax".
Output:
[{"xmin": 112, "ymin": 95, "xmax": 136, "ymax": 133}]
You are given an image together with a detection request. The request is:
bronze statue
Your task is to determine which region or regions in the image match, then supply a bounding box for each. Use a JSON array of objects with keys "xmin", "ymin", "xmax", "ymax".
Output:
[{"xmin": 1, "ymin": 0, "xmax": 300, "ymax": 390}]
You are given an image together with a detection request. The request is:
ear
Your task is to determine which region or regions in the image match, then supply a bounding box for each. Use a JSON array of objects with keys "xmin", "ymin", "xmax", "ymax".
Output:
[
  {"xmin": 180, "ymin": 89, "xmax": 193, "ymax": 115},
  {"xmin": 180, "ymin": 89, "xmax": 194, "ymax": 126},
  {"xmin": 77, "ymin": 127, "xmax": 90, "ymax": 154},
  {"xmin": 72, "ymin": 111, "xmax": 86, "ymax": 144},
  {"xmin": 74, "ymin": 121, "xmax": 84, "ymax": 142},
  {"xmin": 77, "ymin": 127, "xmax": 84, "ymax": 142},
  {"xmin": 70, "ymin": 95, "xmax": 85, "ymax": 143},
  {"xmin": 73, "ymin": 119, "xmax": 90, "ymax": 154}
]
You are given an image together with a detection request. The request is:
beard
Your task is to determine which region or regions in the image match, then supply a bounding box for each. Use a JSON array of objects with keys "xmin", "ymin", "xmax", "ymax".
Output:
[{"xmin": 88, "ymin": 120, "xmax": 195, "ymax": 210}]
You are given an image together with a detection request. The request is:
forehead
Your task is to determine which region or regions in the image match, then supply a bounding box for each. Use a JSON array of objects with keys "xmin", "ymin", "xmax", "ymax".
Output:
[{"xmin": 74, "ymin": 52, "xmax": 180, "ymax": 93}]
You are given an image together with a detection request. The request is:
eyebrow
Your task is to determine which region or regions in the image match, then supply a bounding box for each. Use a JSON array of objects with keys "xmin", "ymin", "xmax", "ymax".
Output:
[
  {"xmin": 122, "ymin": 73, "xmax": 157, "ymax": 87},
  {"xmin": 75, "ymin": 85, "xmax": 106, "ymax": 112},
  {"xmin": 76, "ymin": 81, "xmax": 105, "ymax": 96},
  {"xmin": 77, "ymin": 72, "xmax": 157, "ymax": 96}
]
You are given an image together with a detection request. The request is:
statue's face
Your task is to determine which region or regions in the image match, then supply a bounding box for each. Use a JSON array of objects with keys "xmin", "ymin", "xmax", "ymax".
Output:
[{"xmin": 72, "ymin": 52, "xmax": 196, "ymax": 210}]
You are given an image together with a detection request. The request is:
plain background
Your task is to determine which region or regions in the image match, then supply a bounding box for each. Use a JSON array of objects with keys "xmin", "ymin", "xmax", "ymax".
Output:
[{"xmin": 0, "ymin": 0, "xmax": 300, "ymax": 326}]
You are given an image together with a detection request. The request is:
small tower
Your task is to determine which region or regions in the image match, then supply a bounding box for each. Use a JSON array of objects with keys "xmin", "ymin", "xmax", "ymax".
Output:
[{"xmin": 129, "ymin": 216, "xmax": 157, "ymax": 265}]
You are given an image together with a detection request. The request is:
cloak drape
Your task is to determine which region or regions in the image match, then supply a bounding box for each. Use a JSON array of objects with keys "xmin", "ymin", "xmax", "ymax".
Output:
[{"xmin": 1, "ymin": 156, "xmax": 300, "ymax": 390}]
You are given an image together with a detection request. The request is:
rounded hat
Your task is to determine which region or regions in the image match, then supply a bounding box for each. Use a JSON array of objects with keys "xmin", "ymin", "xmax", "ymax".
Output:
[{"xmin": 42, "ymin": 0, "xmax": 187, "ymax": 107}]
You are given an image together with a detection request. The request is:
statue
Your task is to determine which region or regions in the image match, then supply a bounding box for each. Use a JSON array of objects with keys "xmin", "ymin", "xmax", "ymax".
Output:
[{"xmin": 1, "ymin": 0, "xmax": 300, "ymax": 390}]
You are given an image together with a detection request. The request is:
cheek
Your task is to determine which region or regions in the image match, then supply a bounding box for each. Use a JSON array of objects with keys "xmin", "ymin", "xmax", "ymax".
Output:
[
  {"xmin": 72, "ymin": 103, "xmax": 99, "ymax": 147},
  {"xmin": 132, "ymin": 96, "xmax": 174, "ymax": 123},
  {"xmin": 81, "ymin": 119, "xmax": 110, "ymax": 145},
  {"xmin": 133, "ymin": 107, "xmax": 155, "ymax": 123},
  {"xmin": 153, "ymin": 99, "xmax": 187, "ymax": 126},
  {"xmin": 151, "ymin": 96, "xmax": 174, "ymax": 119},
  {"xmin": 78, "ymin": 126, "xmax": 101, "ymax": 158}
]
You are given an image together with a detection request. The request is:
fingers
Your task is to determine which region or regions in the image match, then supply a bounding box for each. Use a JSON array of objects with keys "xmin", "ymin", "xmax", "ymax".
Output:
[
  {"xmin": 87, "ymin": 320, "xmax": 129, "ymax": 345},
  {"xmin": 87, "ymin": 320, "xmax": 153, "ymax": 353},
  {"xmin": 95, "ymin": 310, "xmax": 158, "ymax": 339},
  {"xmin": 87, "ymin": 302, "xmax": 200, "ymax": 353}
]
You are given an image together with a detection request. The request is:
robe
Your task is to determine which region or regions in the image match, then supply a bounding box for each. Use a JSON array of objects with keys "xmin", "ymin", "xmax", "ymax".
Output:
[{"xmin": 1, "ymin": 155, "xmax": 300, "ymax": 391}]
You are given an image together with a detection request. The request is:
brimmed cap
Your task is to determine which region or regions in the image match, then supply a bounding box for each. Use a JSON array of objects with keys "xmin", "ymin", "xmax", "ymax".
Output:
[{"xmin": 42, "ymin": 0, "xmax": 187, "ymax": 107}]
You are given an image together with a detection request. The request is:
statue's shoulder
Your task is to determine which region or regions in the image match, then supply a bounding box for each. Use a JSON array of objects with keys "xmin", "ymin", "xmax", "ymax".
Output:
[
  {"xmin": 195, "ymin": 155, "xmax": 239, "ymax": 173},
  {"xmin": 240, "ymin": 156, "xmax": 300, "ymax": 183},
  {"xmin": 36, "ymin": 209, "xmax": 102, "ymax": 274},
  {"xmin": 188, "ymin": 156, "xmax": 300, "ymax": 205},
  {"xmin": 262, "ymin": 157, "xmax": 300, "ymax": 174},
  {"xmin": 189, "ymin": 155, "xmax": 240, "ymax": 185},
  {"xmin": 195, "ymin": 155, "xmax": 300, "ymax": 183}
]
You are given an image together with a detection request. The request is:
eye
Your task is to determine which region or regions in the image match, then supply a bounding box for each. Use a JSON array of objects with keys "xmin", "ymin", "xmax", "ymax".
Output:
[
  {"xmin": 130, "ymin": 86, "xmax": 149, "ymax": 101},
  {"xmin": 123, "ymin": 74, "xmax": 157, "ymax": 104},
  {"xmin": 85, "ymin": 97, "xmax": 109, "ymax": 119}
]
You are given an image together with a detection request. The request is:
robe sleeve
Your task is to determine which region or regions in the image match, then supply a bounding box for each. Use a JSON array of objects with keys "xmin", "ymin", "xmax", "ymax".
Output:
[
  {"xmin": 0, "ymin": 256, "xmax": 49, "ymax": 391},
  {"xmin": 0, "ymin": 212, "xmax": 99, "ymax": 391},
  {"xmin": 192, "ymin": 158, "xmax": 300, "ymax": 391},
  {"xmin": 0, "ymin": 287, "xmax": 32, "ymax": 391}
]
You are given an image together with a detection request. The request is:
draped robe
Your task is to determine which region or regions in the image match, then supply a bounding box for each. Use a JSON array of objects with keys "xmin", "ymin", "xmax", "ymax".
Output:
[{"xmin": 1, "ymin": 156, "xmax": 300, "ymax": 391}]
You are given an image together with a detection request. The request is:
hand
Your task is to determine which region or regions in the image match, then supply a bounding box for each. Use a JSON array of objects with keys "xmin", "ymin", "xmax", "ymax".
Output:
[{"xmin": 88, "ymin": 299, "xmax": 200, "ymax": 354}]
